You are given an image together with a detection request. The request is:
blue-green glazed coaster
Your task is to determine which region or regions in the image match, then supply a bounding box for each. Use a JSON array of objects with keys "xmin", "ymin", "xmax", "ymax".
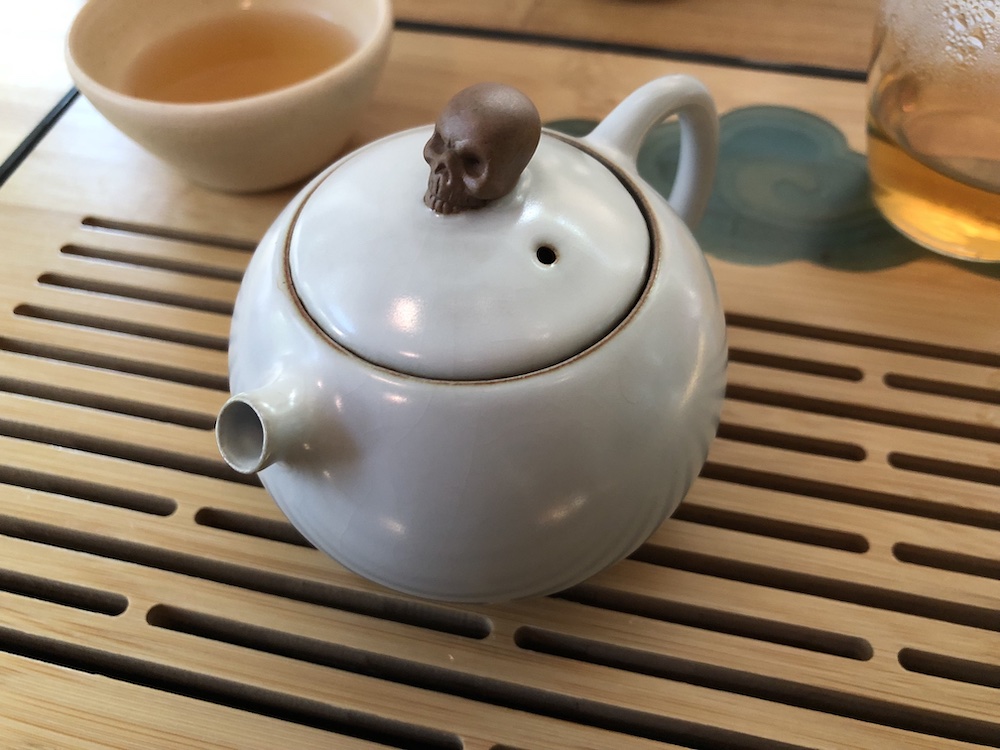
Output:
[{"xmin": 550, "ymin": 106, "xmax": 1000, "ymax": 277}]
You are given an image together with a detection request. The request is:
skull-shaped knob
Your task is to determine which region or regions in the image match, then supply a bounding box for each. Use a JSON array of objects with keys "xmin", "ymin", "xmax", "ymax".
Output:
[{"xmin": 423, "ymin": 83, "xmax": 542, "ymax": 214}]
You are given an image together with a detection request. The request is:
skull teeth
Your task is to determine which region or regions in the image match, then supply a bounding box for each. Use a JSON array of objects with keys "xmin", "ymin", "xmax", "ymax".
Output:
[
  {"xmin": 425, "ymin": 170, "xmax": 486, "ymax": 215},
  {"xmin": 425, "ymin": 176, "xmax": 459, "ymax": 214}
]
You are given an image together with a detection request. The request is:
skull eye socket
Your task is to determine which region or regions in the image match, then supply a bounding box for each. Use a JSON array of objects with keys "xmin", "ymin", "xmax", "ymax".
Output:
[{"xmin": 461, "ymin": 153, "xmax": 485, "ymax": 178}]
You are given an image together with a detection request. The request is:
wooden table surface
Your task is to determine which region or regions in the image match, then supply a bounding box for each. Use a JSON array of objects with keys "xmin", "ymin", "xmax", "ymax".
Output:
[
  {"xmin": 1, "ymin": 3, "xmax": 998, "ymax": 750},
  {"xmin": 393, "ymin": 0, "xmax": 879, "ymax": 75},
  {"xmin": 0, "ymin": 2, "xmax": 83, "ymax": 173}
]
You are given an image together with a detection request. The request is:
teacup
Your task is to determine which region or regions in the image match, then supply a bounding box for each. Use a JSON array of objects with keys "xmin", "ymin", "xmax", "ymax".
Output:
[{"xmin": 66, "ymin": 0, "xmax": 392, "ymax": 192}]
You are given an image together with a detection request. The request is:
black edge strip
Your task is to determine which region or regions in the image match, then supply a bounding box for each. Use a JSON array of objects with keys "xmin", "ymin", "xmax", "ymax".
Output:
[
  {"xmin": 0, "ymin": 89, "xmax": 78, "ymax": 187},
  {"xmin": 393, "ymin": 20, "xmax": 867, "ymax": 82}
]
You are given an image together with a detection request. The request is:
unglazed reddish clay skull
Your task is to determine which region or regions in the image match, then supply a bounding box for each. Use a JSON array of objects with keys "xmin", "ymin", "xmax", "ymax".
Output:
[{"xmin": 423, "ymin": 82, "xmax": 542, "ymax": 214}]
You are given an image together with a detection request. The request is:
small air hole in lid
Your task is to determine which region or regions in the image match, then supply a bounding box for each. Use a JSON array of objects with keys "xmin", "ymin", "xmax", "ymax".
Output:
[{"xmin": 536, "ymin": 245, "xmax": 557, "ymax": 265}]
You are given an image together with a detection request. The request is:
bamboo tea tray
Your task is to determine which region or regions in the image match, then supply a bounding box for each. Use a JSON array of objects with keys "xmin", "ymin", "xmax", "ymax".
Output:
[{"xmin": 0, "ymin": 29, "xmax": 998, "ymax": 750}]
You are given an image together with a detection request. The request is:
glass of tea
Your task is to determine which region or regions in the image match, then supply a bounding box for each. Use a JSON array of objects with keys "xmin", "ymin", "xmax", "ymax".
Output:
[{"xmin": 867, "ymin": 0, "xmax": 1000, "ymax": 262}]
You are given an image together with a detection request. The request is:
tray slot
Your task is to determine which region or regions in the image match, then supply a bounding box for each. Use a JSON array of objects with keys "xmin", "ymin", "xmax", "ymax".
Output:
[
  {"xmin": 672, "ymin": 503, "xmax": 869, "ymax": 553},
  {"xmin": 0, "ymin": 414, "xmax": 248, "ymax": 485},
  {"xmin": 63, "ymin": 242, "xmax": 246, "ymax": 282},
  {"xmin": 898, "ymin": 648, "xmax": 1000, "ymax": 691},
  {"xmin": 0, "ymin": 462, "xmax": 175, "ymax": 516},
  {"xmin": 0, "ymin": 334, "xmax": 229, "ymax": 390},
  {"xmin": 554, "ymin": 584, "xmax": 871, "ymax": 660},
  {"xmin": 0, "ymin": 512, "xmax": 492, "ymax": 640},
  {"xmin": 727, "ymin": 312, "xmax": 1000, "ymax": 368},
  {"xmin": 716, "ymin": 421, "xmax": 865, "ymax": 461},
  {"xmin": 194, "ymin": 507, "xmax": 312, "ymax": 548},
  {"xmin": 144, "ymin": 605, "xmax": 811, "ymax": 750},
  {"xmin": 0, "ymin": 370, "xmax": 215, "ymax": 429},
  {"xmin": 80, "ymin": 215, "xmax": 258, "ymax": 252},
  {"xmin": 0, "ymin": 568, "xmax": 127, "ymax": 615},
  {"xmin": 514, "ymin": 626, "xmax": 1000, "ymax": 747},
  {"xmin": 701, "ymin": 461, "xmax": 1000, "ymax": 531},
  {"xmin": 14, "ymin": 303, "xmax": 228, "ymax": 351},
  {"xmin": 628, "ymin": 543, "xmax": 1000, "ymax": 632},
  {"xmin": 726, "ymin": 383, "xmax": 1000, "ymax": 444},
  {"xmin": 0, "ymin": 625, "xmax": 459, "ymax": 750},
  {"xmin": 38, "ymin": 272, "xmax": 234, "ymax": 315},
  {"xmin": 728, "ymin": 347, "xmax": 863, "ymax": 381},
  {"xmin": 888, "ymin": 452, "xmax": 1000, "ymax": 488},
  {"xmin": 883, "ymin": 372, "xmax": 1000, "ymax": 406},
  {"xmin": 893, "ymin": 543, "xmax": 1000, "ymax": 583}
]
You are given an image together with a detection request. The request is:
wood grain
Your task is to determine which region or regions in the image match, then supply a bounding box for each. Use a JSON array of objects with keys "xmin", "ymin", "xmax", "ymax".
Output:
[
  {"xmin": 0, "ymin": 20, "xmax": 998, "ymax": 750},
  {"xmin": 2, "ymin": 30, "xmax": 867, "ymax": 226},
  {"xmin": 394, "ymin": 0, "xmax": 881, "ymax": 73}
]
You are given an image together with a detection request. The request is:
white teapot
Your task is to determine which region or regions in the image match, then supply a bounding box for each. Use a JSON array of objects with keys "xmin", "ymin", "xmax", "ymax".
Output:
[{"xmin": 216, "ymin": 76, "xmax": 727, "ymax": 602}]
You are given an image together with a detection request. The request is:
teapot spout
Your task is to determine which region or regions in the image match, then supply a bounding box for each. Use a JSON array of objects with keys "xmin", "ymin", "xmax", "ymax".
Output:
[{"xmin": 216, "ymin": 379, "xmax": 302, "ymax": 474}]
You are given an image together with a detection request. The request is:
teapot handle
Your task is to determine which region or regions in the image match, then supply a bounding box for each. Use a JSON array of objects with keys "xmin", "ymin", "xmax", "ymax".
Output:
[{"xmin": 583, "ymin": 75, "xmax": 718, "ymax": 229}]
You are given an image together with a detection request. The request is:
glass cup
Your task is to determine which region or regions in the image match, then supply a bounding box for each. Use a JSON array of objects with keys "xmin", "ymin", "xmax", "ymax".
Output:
[{"xmin": 867, "ymin": 0, "xmax": 1000, "ymax": 261}]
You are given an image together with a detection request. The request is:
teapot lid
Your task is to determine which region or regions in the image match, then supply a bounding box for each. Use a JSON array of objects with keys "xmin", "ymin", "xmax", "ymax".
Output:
[{"xmin": 287, "ymin": 84, "xmax": 649, "ymax": 380}]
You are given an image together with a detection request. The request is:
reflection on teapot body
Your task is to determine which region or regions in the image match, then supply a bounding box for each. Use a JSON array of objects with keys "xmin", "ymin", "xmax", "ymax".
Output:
[{"xmin": 217, "ymin": 76, "xmax": 728, "ymax": 602}]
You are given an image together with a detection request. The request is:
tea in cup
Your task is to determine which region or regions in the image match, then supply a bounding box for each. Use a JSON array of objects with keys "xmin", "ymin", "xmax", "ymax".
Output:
[
  {"xmin": 66, "ymin": 0, "xmax": 392, "ymax": 192},
  {"xmin": 868, "ymin": 0, "xmax": 1000, "ymax": 261}
]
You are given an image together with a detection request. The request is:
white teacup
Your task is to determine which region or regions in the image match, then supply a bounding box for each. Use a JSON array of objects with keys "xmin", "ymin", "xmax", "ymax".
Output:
[{"xmin": 66, "ymin": 0, "xmax": 392, "ymax": 192}]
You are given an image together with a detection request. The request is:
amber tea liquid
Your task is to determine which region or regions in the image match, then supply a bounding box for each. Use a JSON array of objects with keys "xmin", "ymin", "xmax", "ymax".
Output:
[
  {"xmin": 123, "ymin": 10, "xmax": 356, "ymax": 104},
  {"xmin": 866, "ymin": 2, "xmax": 1000, "ymax": 262}
]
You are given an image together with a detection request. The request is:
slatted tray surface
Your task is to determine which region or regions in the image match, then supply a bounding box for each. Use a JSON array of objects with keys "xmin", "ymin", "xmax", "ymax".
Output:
[{"xmin": 2, "ymin": 30, "xmax": 999, "ymax": 750}]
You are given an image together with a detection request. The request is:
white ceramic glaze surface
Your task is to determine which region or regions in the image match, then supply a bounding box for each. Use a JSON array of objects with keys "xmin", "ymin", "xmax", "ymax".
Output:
[
  {"xmin": 289, "ymin": 129, "xmax": 649, "ymax": 380},
  {"xmin": 218, "ymin": 75, "xmax": 727, "ymax": 602},
  {"xmin": 66, "ymin": 0, "xmax": 392, "ymax": 192}
]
